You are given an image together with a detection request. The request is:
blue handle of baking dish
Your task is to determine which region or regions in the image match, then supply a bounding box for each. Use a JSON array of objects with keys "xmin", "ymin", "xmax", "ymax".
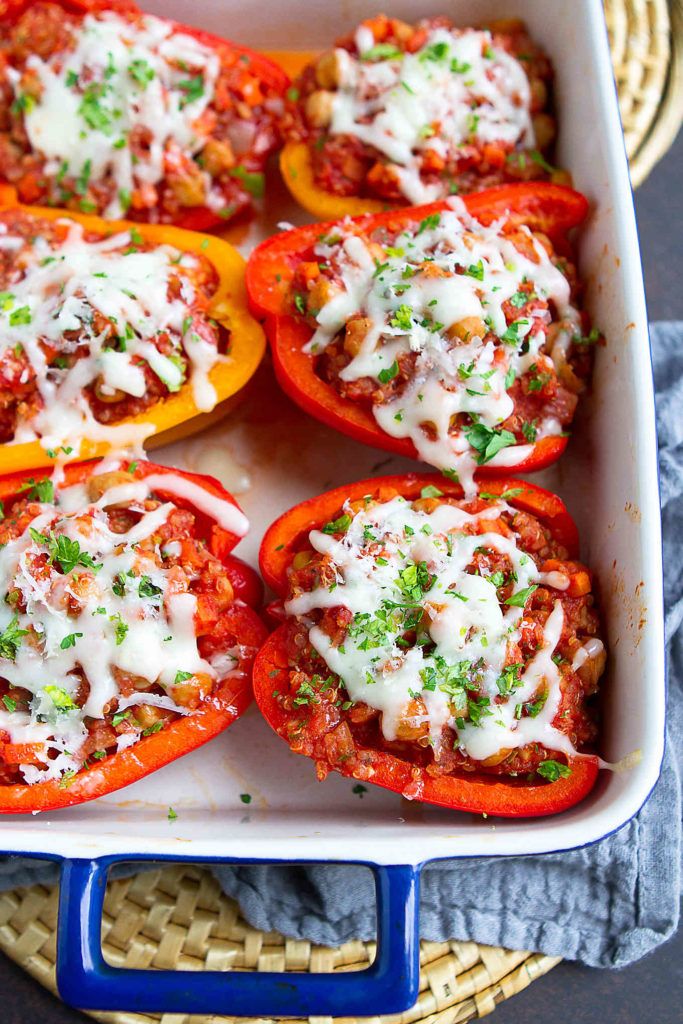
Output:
[{"xmin": 56, "ymin": 856, "xmax": 421, "ymax": 1017}]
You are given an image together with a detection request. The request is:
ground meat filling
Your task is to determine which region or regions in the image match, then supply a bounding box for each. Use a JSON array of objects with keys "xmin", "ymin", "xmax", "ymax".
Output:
[
  {"xmin": 273, "ymin": 488, "xmax": 605, "ymax": 783},
  {"xmin": 289, "ymin": 206, "xmax": 598, "ymax": 492},
  {"xmin": 284, "ymin": 15, "xmax": 561, "ymax": 202},
  {"xmin": 0, "ymin": 2, "xmax": 283, "ymax": 222},
  {"xmin": 0, "ymin": 470, "xmax": 247, "ymax": 786},
  {"xmin": 0, "ymin": 209, "xmax": 223, "ymax": 448}
]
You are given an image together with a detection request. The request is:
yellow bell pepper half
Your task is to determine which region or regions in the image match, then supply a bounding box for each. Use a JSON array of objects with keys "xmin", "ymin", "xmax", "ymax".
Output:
[{"xmin": 0, "ymin": 186, "xmax": 265, "ymax": 473}]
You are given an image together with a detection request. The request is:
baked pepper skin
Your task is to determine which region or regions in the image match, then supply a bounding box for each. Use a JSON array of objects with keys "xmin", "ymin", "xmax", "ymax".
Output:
[
  {"xmin": 0, "ymin": 458, "xmax": 268, "ymax": 813},
  {"xmin": 254, "ymin": 472, "xmax": 599, "ymax": 818},
  {"xmin": 0, "ymin": 0, "xmax": 290, "ymax": 231},
  {"xmin": 0, "ymin": 186, "xmax": 266, "ymax": 473},
  {"xmin": 246, "ymin": 184, "xmax": 589, "ymax": 476}
]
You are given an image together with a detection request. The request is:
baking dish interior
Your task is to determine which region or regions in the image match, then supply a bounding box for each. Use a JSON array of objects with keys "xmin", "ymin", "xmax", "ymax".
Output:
[{"xmin": 0, "ymin": 0, "xmax": 664, "ymax": 863}]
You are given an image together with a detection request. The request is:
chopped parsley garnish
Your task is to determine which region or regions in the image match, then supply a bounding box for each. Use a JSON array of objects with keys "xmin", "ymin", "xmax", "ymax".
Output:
[
  {"xmin": 142, "ymin": 721, "xmax": 164, "ymax": 737},
  {"xmin": 504, "ymin": 585, "xmax": 538, "ymax": 607},
  {"xmin": 168, "ymin": 806, "xmax": 178, "ymax": 821},
  {"xmin": 465, "ymin": 260, "xmax": 484, "ymax": 281},
  {"xmin": 79, "ymin": 85, "xmax": 114, "ymax": 134},
  {"xmin": 521, "ymin": 420, "xmax": 538, "ymax": 443},
  {"xmin": 395, "ymin": 560, "xmax": 434, "ymax": 602},
  {"xmin": 390, "ymin": 305, "xmax": 413, "ymax": 331},
  {"xmin": 60, "ymin": 632, "xmax": 83, "ymax": 650},
  {"xmin": 378, "ymin": 360, "xmax": 399, "ymax": 383},
  {"xmin": 230, "ymin": 165, "xmax": 265, "ymax": 198},
  {"xmin": 174, "ymin": 671, "xmax": 193, "ymax": 684},
  {"xmin": 45, "ymin": 685, "xmax": 78, "ymax": 712},
  {"xmin": 537, "ymin": 759, "xmax": 571, "ymax": 782},
  {"xmin": 8, "ymin": 306, "xmax": 32, "ymax": 327},
  {"xmin": 500, "ymin": 319, "xmax": 530, "ymax": 345},
  {"xmin": 128, "ymin": 59, "xmax": 155, "ymax": 88},
  {"xmin": 479, "ymin": 488, "xmax": 523, "ymax": 501},
  {"xmin": 464, "ymin": 423, "xmax": 517, "ymax": 465},
  {"xmin": 29, "ymin": 530, "xmax": 102, "ymax": 574},
  {"xmin": 111, "ymin": 615, "xmax": 129, "ymax": 645},
  {"xmin": 19, "ymin": 477, "xmax": 54, "ymax": 503},
  {"xmin": 416, "ymin": 213, "xmax": 441, "ymax": 234},
  {"xmin": 420, "ymin": 484, "xmax": 443, "ymax": 499},
  {"xmin": 2, "ymin": 695, "xmax": 17, "ymax": 713},
  {"xmin": 138, "ymin": 576, "xmax": 162, "ymax": 599},
  {"xmin": 361, "ymin": 43, "xmax": 403, "ymax": 61},
  {"xmin": 322, "ymin": 513, "xmax": 352, "ymax": 535},
  {"xmin": 178, "ymin": 75, "xmax": 205, "ymax": 107},
  {"xmin": 240, "ymin": 792, "xmax": 252, "ymax": 804},
  {"xmin": 495, "ymin": 663, "xmax": 523, "ymax": 696}
]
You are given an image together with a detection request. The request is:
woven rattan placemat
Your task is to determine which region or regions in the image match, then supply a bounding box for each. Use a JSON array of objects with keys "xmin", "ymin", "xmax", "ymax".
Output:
[
  {"xmin": 0, "ymin": 865, "xmax": 561, "ymax": 1024},
  {"xmin": 0, "ymin": 3, "xmax": 680, "ymax": 1021}
]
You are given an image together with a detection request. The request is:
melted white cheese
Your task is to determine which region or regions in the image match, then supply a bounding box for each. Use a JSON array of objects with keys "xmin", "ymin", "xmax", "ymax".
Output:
[
  {"xmin": 9, "ymin": 12, "xmax": 220, "ymax": 218},
  {"xmin": 286, "ymin": 495, "xmax": 577, "ymax": 762},
  {"xmin": 307, "ymin": 202, "xmax": 580, "ymax": 493},
  {"xmin": 330, "ymin": 27, "xmax": 534, "ymax": 203},
  {"xmin": 0, "ymin": 469, "xmax": 247, "ymax": 783},
  {"xmin": 0, "ymin": 217, "xmax": 221, "ymax": 452}
]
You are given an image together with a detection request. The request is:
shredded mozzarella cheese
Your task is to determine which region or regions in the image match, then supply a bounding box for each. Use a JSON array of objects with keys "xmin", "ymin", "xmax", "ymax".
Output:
[
  {"xmin": 330, "ymin": 27, "xmax": 534, "ymax": 203},
  {"xmin": 287, "ymin": 495, "xmax": 578, "ymax": 762}
]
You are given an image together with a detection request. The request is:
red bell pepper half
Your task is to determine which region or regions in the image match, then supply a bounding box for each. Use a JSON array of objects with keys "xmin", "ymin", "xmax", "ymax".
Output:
[
  {"xmin": 0, "ymin": 459, "xmax": 267, "ymax": 813},
  {"xmin": 246, "ymin": 183, "xmax": 589, "ymax": 475},
  {"xmin": 254, "ymin": 472, "xmax": 599, "ymax": 818},
  {"xmin": 0, "ymin": 0, "xmax": 289, "ymax": 231}
]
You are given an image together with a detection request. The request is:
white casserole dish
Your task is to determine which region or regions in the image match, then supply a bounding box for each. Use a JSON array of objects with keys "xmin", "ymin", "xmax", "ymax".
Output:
[{"xmin": 0, "ymin": 0, "xmax": 665, "ymax": 1014}]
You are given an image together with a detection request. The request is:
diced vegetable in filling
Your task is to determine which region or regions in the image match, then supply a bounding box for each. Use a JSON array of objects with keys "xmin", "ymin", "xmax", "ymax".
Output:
[
  {"xmin": 291, "ymin": 203, "xmax": 598, "ymax": 492},
  {"xmin": 276, "ymin": 487, "xmax": 605, "ymax": 781},
  {"xmin": 0, "ymin": 2, "xmax": 283, "ymax": 221},
  {"xmin": 284, "ymin": 15, "xmax": 560, "ymax": 201},
  {"xmin": 0, "ymin": 209, "xmax": 224, "ymax": 452},
  {"xmin": 0, "ymin": 466, "xmax": 250, "ymax": 785}
]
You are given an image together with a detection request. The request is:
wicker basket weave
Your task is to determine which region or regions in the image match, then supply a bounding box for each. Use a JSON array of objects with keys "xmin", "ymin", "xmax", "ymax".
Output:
[
  {"xmin": 0, "ymin": 865, "xmax": 561, "ymax": 1024},
  {"xmin": 605, "ymin": 0, "xmax": 683, "ymax": 185},
  {"xmin": 0, "ymin": 3, "xmax": 680, "ymax": 1023}
]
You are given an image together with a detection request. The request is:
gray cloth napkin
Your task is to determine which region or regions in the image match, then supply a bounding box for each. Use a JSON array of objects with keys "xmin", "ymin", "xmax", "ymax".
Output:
[{"xmin": 1, "ymin": 323, "xmax": 681, "ymax": 969}]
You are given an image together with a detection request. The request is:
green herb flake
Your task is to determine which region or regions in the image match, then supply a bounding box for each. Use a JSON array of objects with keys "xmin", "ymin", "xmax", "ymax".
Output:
[
  {"xmin": 322, "ymin": 513, "xmax": 352, "ymax": 535},
  {"xmin": 0, "ymin": 615, "xmax": 29, "ymax": 660},
  {"xmin": 378, "ymin": 359, "xmax": 399, "ymax": 383},
  {"xmin": 60, "ymin": 632, "xmax": 83, "ymax": 650},
  {"xmin": 537, "ymin": 759, "xmax": 571, "ymax": 782},
  {"xmin": 464, "ymin": 423, "xmax": 517, "ymax": 465},
  {"xmin": 420, "ymin": 484, "xmax": 443, "ymax": 499},
  {"xmin": 504, "ymin": 584, "xmax": 538, "ymax": 608}
]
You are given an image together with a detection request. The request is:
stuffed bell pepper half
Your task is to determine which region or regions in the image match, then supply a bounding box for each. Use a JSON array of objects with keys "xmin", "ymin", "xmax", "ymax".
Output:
[{"xmin": 254, "ymin": 473, "xmax": 605, "ymax": 817}]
